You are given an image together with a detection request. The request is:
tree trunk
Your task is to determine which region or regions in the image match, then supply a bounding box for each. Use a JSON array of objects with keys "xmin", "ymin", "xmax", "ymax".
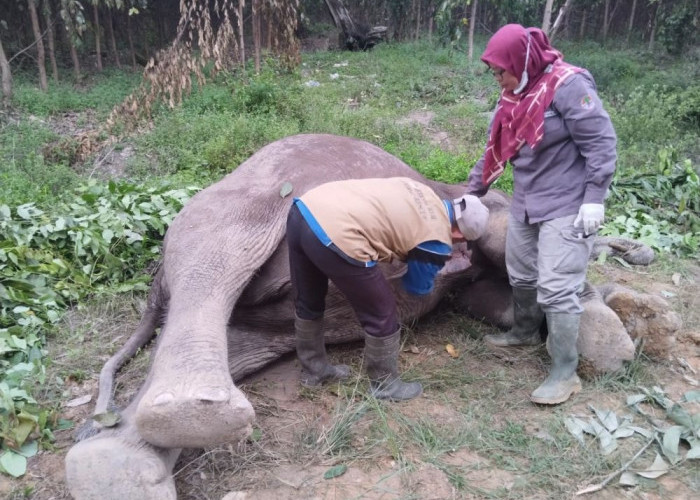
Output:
[
  {"xmin": 468, "ymin": 0, "xmax": 478, "ymax": 60},
  {"xmin": 93, "ymin": 3, "xmax": 103, "ymax": 71},
  {"xmin": 43, "ymin": 0, "xmax": 59, "ymax": 82},
  {"xmin": 627, "ymin": 0, "xmax": 637, "ymax": 44},
  {"xmin": 0, "ymin": 36, "xmax": 12, "ymax": 103},
  {"xmin": 106, "ymin": 9, "xmax": 121, "ymax": 68},
  {"xmin": 62, "ymin": 18, "xmax": 82, "ymax": 81},
  {"xmin": 252, "ymin": 0, "xmax": 261, "ymax": 74},
  {"xmin": 28, "ymin": 0, "xmax": 48, "ymax": 91},
  {"xmin": 603, "ymin": 0, "xmax": 610, "ymax": 41},
  {"xmin": 542, "ymin": 0, "xmax": 554, "ymax": 35},
  {"xmin": 324, "ymin": 0, "xmax": 387, "ymax": 50},
  {"xmin": 266, "ymin": 5, "xmax": 272, "ymax": 51},
  {"xmin": 415, "ymin": 0, "xmax": 421, "ymax": 40},
  {"xmin": 238, "ymin": 0, "xmax": 245, "ymax": 66},
  {"xmin": 428, "ymin": 3, "xmax": 434, "ymax": 41},
  {"xmin": 579, "ymin": 8, "xmax": 587, "ymax": 39},
  {"xmin": 648, "ymin": 0, "xmax": 661, "ymax": 51},
  {"xmin": 127, "ymin": 12, "xmax": 137, "ymax": 69},
  {"xmin": 550, "ymin": 0, "xmax": 573, "ymax": 41}
]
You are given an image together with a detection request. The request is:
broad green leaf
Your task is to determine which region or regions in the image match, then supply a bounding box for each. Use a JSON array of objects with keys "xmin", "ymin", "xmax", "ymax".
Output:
[
  {"xmin": 323, "ymin": 464, "xmax": 347, "ymax": 479},
  {"xmin": 636, "ymin": 453, "xmax": 669, "ymax": 479},
  {"xmin": 613, "ymin": 426, "xmax": 635, "ymax": 439},
  {"xmin": 588, "ymin": 418, "xmax": 617, "ymax": 455},
  {"xmin": 590, "ymin": 405, "xmax": 619, "ymax": 432},
  {"xmin": 662, "ymin": 426, "xmax": 684, "ymax": 464},
  {"xmin": 629, "ymin": 426, "xmax": 653, "ymax": 439},
  {"xmin": 280, "ymin": 181, "xmax": 293, "ymax": 198},
  {"xmin": 564, "ymin": 417, "xmax": 587, "ymax": 445},
  {"xmin": 667, "ymin": 404, "xmax": 694, "ymax": 430},
  {"xmin": 619, "ymin": 471, "xmax": 637, "ymax": 486},
  {"xmin": 18, "ymin": 440, "xmax": 38, "ymax": 458},
  {"xmin": 56, "ymin": 419, "xmax": 74, "ymax": 430},
  {"xmin": 93, "ymin": 411, "xmax": 122, "ymax": 427},
  {"xmin": 0, "ymin": 451, "xmax": 27, "ymax": 477},
  {"xmin": 249, "ymin": 428, "xmax": 262, "ymax": 441},
  {"xmin": 102, "ymin": 229, "xmax": 115, "ymax": 242}
]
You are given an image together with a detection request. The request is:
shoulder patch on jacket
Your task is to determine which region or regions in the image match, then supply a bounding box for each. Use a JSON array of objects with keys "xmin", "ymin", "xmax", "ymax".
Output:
[{"xmin": 580, "ymin": 94, "xmax": 595, "ymax": 110}]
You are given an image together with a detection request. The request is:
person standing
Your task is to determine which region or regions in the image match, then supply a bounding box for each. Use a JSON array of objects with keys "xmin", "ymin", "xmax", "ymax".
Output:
[
  {"xmin": 466, "ymin": 24, "xmax": 617, "ymax": 405},
  {"xmin": 287, "ymin": 177, "xmax": 489, "ymax": 401}
]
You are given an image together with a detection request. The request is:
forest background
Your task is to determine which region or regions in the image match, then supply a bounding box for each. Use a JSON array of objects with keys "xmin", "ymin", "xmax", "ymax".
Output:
[{"xmin": 0, "ymin": 0, "xmax": 699, "ymax": 498}]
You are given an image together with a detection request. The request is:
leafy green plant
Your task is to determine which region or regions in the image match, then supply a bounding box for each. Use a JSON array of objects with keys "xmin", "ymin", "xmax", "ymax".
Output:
[
  {"xmin": 604, "ymin": 148, "xmax": 699, "ymax": 256},
  {"xmin": 0, "ymin": 180, "xmax": 197, "ymax": 473}
]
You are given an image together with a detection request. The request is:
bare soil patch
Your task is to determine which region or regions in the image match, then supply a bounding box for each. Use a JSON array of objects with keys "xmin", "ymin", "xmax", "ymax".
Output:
[{"xmin": 8, "ymin": 258, "xmax": 699, "ymax": 500}]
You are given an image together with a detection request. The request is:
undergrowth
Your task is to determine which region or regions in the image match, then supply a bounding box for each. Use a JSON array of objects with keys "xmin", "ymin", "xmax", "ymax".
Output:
[{"xmin": 0, "ymin": 37, "xmax": 698, "ymax": 482}]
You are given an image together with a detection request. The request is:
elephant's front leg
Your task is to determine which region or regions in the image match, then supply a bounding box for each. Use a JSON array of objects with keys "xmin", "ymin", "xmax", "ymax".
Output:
[
  {"xmin": 66, "ymin": 381, "xmax": 181, "ymax": 500},
  {"xmin": 134, "ymin": 305, "xmax": 255, "ymax": 448}
]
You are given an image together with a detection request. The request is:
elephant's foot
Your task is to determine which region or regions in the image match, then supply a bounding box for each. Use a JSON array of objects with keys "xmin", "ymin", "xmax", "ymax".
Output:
[
  {"xmin": 135, "ymin": 367, "xmax": 255, "ymax": 448},
  {"xmin": 65, "ymin": 434, "xmax": 178, "ymax": 500}
]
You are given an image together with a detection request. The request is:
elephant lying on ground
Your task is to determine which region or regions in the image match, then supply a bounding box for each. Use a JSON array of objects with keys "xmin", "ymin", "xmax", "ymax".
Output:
[{"xmin": 64, "ymin": 133, "xmax": 662, "ymax": 499}]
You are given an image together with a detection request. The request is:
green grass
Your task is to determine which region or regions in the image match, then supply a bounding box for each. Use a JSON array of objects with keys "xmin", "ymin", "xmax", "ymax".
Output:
[{"xmin": 1, "ymin": 37, "xmax": 699, "ymax": 495}]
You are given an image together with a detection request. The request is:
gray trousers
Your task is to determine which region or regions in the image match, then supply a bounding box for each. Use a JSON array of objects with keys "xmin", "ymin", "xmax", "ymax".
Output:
[{"xmin": 505, "ymin": 213, "xmax": 594, "ymax": 315}]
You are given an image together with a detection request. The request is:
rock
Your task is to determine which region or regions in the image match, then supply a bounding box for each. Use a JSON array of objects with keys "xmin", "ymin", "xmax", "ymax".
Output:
[
  {"xmin": 600, "ymin": 285, "xmax": 681, "ymax": 360},
  {"xmin": 578, "ymin": 284, "xmax": 635, "ymax": 377}
]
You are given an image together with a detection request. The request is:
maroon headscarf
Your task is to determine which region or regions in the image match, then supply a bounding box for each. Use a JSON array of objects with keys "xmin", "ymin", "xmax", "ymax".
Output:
[{"xmin": 479, "ymin": 24, "xmax": 583, "ymax": 185}]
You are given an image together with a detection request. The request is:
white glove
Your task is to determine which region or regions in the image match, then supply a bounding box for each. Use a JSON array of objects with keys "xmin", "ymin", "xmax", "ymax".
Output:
[{"xmin": 574, "ymin": 203, "xmax": 605, "ymax": 235}]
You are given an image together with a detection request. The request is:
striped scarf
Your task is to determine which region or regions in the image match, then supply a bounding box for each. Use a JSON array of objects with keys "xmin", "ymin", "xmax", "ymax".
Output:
[{"xmin": 482, "ymin": 60, "xmax": 583, "ymax": 186}]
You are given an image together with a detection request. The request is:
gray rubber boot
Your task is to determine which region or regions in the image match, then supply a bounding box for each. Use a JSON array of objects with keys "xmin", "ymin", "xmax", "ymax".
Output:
[
  {"xmin": 364, "ymin": 329, "xmax": 422, "ymax": 401},
  {"xmin": 484, "ymin": 287, "xmax": 543, "ymax": 347},
  {"xmin": 295, "ymin": 316, "xmax": 351, "ymax": 387},
  {"xmin": 530, "ymin": 312, "xmax": 582, "ymax": 405}
]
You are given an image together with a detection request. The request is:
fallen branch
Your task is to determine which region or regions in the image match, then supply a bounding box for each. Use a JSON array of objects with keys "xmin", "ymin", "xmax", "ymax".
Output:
[{"xmin": 575, "ymin": 436, "xmax": 655, "ymax": 495}]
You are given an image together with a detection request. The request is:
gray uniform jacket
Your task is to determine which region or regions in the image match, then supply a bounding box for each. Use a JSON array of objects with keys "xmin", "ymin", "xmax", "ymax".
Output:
[{"xmin": 467, "ymin": 71, "xmax": 617, "ymax": 224}]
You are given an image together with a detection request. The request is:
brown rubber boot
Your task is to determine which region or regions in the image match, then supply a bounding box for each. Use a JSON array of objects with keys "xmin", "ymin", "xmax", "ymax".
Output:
[
  {"xmin": 530, "ymin": 312, "xmax": 582, "ymax": 405},
  {"xmin": 295, "ymin": 316, "xmax": 351, "ymax": 387}
]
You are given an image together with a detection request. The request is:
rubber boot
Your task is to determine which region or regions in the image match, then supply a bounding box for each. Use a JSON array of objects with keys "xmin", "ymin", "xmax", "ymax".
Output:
[
  {"xmin": 295, "ymin": 316, "xmax": 351, "ymax": 387},
  {"xmin": 484, "ymin": 287, "xmax": 543, "ymax": 347},
  {"xmin": 530, "ymin": 312, "xmax": 582, "ymax": 405},
  {"xmin": 364, "ymin": 329, "xmax": 422, "ymax": 401}
]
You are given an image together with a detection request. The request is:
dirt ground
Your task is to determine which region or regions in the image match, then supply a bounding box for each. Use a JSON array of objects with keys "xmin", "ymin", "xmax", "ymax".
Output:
[
  {"xmin": 2, "ymin": 110, "xmax": 698, "ymax": 500},
  {"xmin": 3, "ymin": 257, "xmax": 698, "ymax": 500}
]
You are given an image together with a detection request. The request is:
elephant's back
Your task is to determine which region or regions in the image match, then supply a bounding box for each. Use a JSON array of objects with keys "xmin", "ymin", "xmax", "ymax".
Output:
[{"xmin": 162, "ymin": 135, "xmax": 430, "ymax": 292}]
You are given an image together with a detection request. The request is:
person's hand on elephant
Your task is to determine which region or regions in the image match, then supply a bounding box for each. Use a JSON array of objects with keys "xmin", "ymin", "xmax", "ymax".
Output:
[{"xmin": 574, "ymin": 203, "xmax": 605, "ymax": 235}]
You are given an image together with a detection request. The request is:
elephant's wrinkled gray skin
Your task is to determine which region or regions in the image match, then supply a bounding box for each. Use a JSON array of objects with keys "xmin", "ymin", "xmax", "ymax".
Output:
[{"xmin": 64, "ymin": 134, "xmax": 645, "ymax": 499}]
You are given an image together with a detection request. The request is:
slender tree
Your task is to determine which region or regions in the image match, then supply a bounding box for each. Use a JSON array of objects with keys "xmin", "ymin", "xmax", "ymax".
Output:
[
  {"xmin": 468, "ymin": 0, "xmax": 477, "ymax": 60},
  {"xmin": 550, "ymin": 0, "xmax": 574, "ymax": 41},
  {"xmin": 60, "ymin": 0, "xmax": 85, "ymax": 80},
  {"xmin": 105, "ymin": 5, "xmax": 121, "ymax": 67},
  {"xmin": 237, "ymin": 0, "xmax": 245, "ymax": 65},
  {"xmin": 126, "ymin": 5, "xmax": 137, "ymax": 69},
  {"xmin": 92, "ymin": 0, "xmax": 103, "ymax": 70},
  {"xmin": 648, "ymin": 0, "xmax": 662, "ymax": 51},
  {"xmin": 43, "ymin": 0, "xmax": 59, "ymax": 82},
  {"xmin": 28, "ymin": 0, "xmax": 49, "ymax": 90},
  {"xmin": 542, "ymin": 0, "xmax": 554, "ymax": 34},
  {"xmin": 0, "ymin": 30, "xmax": 12, "ymax": 102},
  {"xmin": 627, "ymin": 0, "xmax": 638, "ymax": 43},
  {"xmin": 252, "ymin": 0, "xmax": 261, "ymax": 73}
]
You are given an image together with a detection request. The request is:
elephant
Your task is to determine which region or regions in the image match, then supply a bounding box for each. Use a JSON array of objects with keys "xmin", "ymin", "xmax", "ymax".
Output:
[{"xmin": 64, "ymin": 133, "xmax": 657, "ymax": 499}]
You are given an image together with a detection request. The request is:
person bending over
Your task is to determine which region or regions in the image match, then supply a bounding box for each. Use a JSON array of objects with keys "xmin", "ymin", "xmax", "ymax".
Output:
[{"xmin": 287, "ymin": 177, "xmax": 489, "ymax": 401}]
